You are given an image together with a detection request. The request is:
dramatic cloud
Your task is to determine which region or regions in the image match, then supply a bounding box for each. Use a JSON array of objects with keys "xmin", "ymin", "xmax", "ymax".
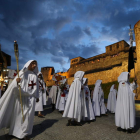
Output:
[
  {"xmin": 0, "ymin": 0, "xmax": 140, "ymax": 71},
  {"xmin": 51, "ymin": 56, "xmax": 66, "ymax": 66}
]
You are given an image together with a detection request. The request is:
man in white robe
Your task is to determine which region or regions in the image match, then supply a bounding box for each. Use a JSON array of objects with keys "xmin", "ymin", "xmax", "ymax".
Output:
[
  {"xmin": 35, "ymin": 72, "xmax": 45, "ymax": 117},
  {"xmin": 83, "ymin": 78, "xmax": 95, "ymax": 121},
  {"xmin": 92, "ymin": 80, "xmax": 107, "ymax": 116},
  {"xmin": 48, "ymin": 81, "xmax": 59, "ymax": 110},
  {"xmin": 63, "ymin": 71, "xmax": 87, "ymax": 126},
  {"xmin": 42, "ymin": 80, "xmax": 47, "ymax": 106},
  {"xmin": 115, "ymin": 72, "xmax": 138, "ymax": 133},
  {"xmin": 107, "ymin": 84, "xmax": 117, "ymax": 113},
  {"xmin": 0, "ymin": 60, "xmax": 39, "ymax": 140}
]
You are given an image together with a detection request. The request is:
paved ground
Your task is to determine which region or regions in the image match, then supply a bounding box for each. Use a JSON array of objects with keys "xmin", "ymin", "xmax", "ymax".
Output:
[{"xmin": 1, "ymin": 104, "xmax": 140, "ymax": 140}]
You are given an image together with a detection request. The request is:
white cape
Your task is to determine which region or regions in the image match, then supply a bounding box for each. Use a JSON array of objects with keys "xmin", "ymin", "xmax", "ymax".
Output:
[
  {"xmin": 115, "ymin": 72, "xmax": 137, "ymax": 129},
  {"xmin": 63, "ymin": 71, "xmax": 87, "ymax": 122},
  {"xmin": 107, "ymin": 84, "xmax": 117, "ymax": 113},
  {"xmin": 0, "ymin": 60, "xmax": 39, "ymax": 139},
  {"xmin": 83, "ymin": 78, "xmax": 95, "ymax": 120},
  {"xmin": 35, "ymin": 77, "xmax": 43, "ymax": 111},
  {"xmin": 55, "ymin": 88, "xmax": 65, "ymax": 111},
  {"xmin": 47, "ymin": 85, "xmax": 58, "ymax": 104},
  {"xmin": 92, "ymin": 80, "xmax": 107, "ymax": 116},
  {"xmin": 42, "ymin": 81, "xmax": 47, "ymax": 105},
  {"xmin": 56, "ymin": 79, "xmax": 69, "ymax": 111}
]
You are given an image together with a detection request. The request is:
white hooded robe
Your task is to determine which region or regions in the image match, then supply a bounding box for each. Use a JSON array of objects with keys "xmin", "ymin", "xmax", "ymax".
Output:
[
  {"xmin": 107, "ymin": 84, "xmax": 117, "ymax": 113},
  {"xmin": 83, "ymin": 78, "xmax": 95, "ymax": 121},
  {"xmin": 0, "ymin": 60, "xmax": 39, "ymax": 139},
  {"xmin": 92, "ymin": 80, "xmax": 107, "ymax": 116},
  {"xmin": 47, "ymin": 85, "xmax": 59, "ymax": 105},
  {"xmin": 63, "ymin": 71, "xmax": 87, "ymax": 122},
  {"xmin": 56, "ymin": 79, "xmax": 67, "ymax": 111},
  {"xmin": 115, "ymin": 72, "xmax": 137, "ymax": 129},
  {"xmin": 35, "ymin": 72, "xmax": 44, "ymax": 111}
]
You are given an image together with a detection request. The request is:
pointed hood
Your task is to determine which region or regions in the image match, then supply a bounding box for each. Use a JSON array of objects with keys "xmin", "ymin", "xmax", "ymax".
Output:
[{"xmin": 74, "ymin": 71, "xmax": 85, "ymax": 81}]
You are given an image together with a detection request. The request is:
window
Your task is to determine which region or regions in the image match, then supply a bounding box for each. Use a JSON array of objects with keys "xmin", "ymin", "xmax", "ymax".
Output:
[
  {"xmin": 117, "ymin": 44, "xmax": 119, "ymax": 49},
  {"xmin": 110, "ymin": 46, "xmax": 112, "ymax": 51}
]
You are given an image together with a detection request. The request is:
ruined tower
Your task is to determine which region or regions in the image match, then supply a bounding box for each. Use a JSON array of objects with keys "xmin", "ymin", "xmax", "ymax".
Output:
[
  {"xmin": 41, "ymin": 67, "xmax": 55, "ymax": 83},
  {"xmin": 134, "ymin": 20, "xmax": 140, "ymax": 97}
]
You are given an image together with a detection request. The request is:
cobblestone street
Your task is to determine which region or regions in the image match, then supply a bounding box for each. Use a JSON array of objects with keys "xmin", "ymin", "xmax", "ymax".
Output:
[{"xmin": 1, "ymin": 104, "xmax": 140, "ymax": 140}]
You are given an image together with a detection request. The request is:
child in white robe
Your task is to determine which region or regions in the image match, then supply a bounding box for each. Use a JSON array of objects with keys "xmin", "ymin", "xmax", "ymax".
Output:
[
  {"xmin": 56, "ymin": 79, "xmax": 69, "ymax": 113},
  {"xmin": 35, "ymin": 72, "xmax": 45, "ymax": 117},
  {"xmin": 107, "ymin": 84, "xmax": 117, "ymax": 113},
  {"xmin": 92, "ymin": 80, "xmax": 107, "ymax": 116},
  {"xmin": 83, "ymin": 78, "xmax": 95, "ymax": 121},
  {"xmin": 0, "ymin": 60, "xmax": 39, "ymax": 140},
  {"xmin": 63, "ymin": 71, "xmax": 87, "ymax": 126},
  {"xmin": 115, "ymin": 72, "xmax": 138, "ymax": 133},
  {"xmin": 48, "ymin": 81, "xmax": 59, "ymax": 110}
]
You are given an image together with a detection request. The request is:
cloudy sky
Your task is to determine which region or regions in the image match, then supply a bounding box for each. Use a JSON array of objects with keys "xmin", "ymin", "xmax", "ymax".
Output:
[{"xmin": 0, "ymin": 0, "xmax": 139, "ymax": 72}]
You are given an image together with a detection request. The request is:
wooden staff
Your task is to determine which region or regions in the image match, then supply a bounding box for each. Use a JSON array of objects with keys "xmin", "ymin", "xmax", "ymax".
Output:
[{"xmin": 14, "ymin": 41, "xmax": 24, "ymax": 122}]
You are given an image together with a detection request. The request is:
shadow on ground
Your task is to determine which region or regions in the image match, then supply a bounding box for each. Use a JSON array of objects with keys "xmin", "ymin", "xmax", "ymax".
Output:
[
  {"xmin": 134, "ymin": 117, "xmax": 140, "ymax": 132},
  {"xmin": 35, "ymin": 105, "xmax": 54, "ymax": 116},
  {"xmin": 29, "ymin": 119, "xmax": 58, "ymax": 139}
]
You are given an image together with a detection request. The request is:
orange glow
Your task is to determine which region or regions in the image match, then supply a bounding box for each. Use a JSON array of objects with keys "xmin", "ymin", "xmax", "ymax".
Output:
[{"xmin": 97, "ymin": 59, "xmax": 100, "ymax": 61}]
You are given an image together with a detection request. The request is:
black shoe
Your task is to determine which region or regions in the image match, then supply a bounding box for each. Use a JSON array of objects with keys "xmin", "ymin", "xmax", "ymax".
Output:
[
  {"xmin": 127, "ymin": 129, "xmax": 136, "ymax": 134},
  {"xmin": 117, "ymin": 127, "xmax": 122, "ymax": 131},
  {"xmin": 90, "ymin": 119, "xmax": 95, "ymax": 122},
  {"xmin": 127, "ymin": 129, "xmax": 132, "ymax": 134},
  {"xmin": 66, "ymin": 120, "xmax": 72, "ymax": 126},
  {"xmin": 76, "ymin": 122, "xmax": 82, "ymax": 126},
  {"xmin": 122, "ymin": 129, "xmax": 126, "ymax": 132}
]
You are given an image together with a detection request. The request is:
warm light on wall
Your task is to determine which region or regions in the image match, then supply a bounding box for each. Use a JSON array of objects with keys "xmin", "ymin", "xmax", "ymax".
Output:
[
  {"xmin": 97, "ymin": 59, "xmax": 100, "ymax": 61},
  {"xmin": 0, "ymin": 77, "xmax": 4, "ymax": 82}
]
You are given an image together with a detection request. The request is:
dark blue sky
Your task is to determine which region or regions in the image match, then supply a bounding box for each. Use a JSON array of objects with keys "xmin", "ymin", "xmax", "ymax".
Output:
[{"xmin": 0, "ymin": 0, "xmax": 139, "ymax": 72}]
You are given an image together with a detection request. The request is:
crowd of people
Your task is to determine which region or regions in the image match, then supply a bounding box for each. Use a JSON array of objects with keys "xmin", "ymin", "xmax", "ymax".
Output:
[{"xmin": 0, "ymin": 60, "xmax": 138, "ymax": 140}]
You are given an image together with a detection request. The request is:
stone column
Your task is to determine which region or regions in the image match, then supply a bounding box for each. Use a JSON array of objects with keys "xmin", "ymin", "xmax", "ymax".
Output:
[{"xmin": 134, "ymin": 20, "xmax": 140, "ymax": 98}]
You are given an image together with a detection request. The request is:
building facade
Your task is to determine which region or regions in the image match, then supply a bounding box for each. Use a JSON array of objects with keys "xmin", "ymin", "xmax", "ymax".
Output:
[
  {"xmin": 42, "ymin": 20, "xmax": 140, "ymax": 99},
  {"xmin": 0, "ymin": 46, "xmax": 11, "ymax": 90}
]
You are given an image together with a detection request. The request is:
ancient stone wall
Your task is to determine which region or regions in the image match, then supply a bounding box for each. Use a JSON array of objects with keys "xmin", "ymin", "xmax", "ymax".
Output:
[
  {"xmin": 44, "ymin": 31, "xmax": 138, "ymax": 88},
  {"xmin": 134, "ymin": 20, "xmax": 140, "ymax": 98},
  {"xmin": 66, "ymin": 60, "xmax": 135, "ymax": 86}
]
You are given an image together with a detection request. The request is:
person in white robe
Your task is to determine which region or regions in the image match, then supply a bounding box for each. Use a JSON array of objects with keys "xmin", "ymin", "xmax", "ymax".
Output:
[
  {"xmin": 56, "ymin": 79, "xmax": 65, "ymax": 112},
  {"xmin": 35, "ymin": 72, "xmax": 45, "ymax": 117},
  {"xmin": 64, "ymin": 80, "xmax": 70, "ymax": 102},
  {"xmin": 107, "ymin": 84, "xmax": 117, "ymax": 113},
  {"xmin": 115, "ymin": 72, "xmax": 138, "ymax": 133},
  {"xmin": 0, "ymin": 60, "xmax": 39, "ymax": 140},
  {"xmin": 47, "ymin": 81, "xmax": 59, "ymax": 110},
  {"xmin": 56, "ymin": 79, "xmax": 69, "ymax": 113},
  {"xmin": 8, "ymin": 69, "xmax": 17, "ymax": 87},
  {"xmin": 92, "ymin": 80, "xmax": 107, "ymax": 117},
  {"xmin": 40, "ymin": 73, "xmax": 47, "ymax": 106},
  {"xmin": 83, "ymin": 78, "xmax": 95, "ymax": 121},
  {"xmin": 63, "ymin": 71, "xmax": 87, "ymax": 126}
]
